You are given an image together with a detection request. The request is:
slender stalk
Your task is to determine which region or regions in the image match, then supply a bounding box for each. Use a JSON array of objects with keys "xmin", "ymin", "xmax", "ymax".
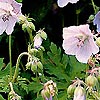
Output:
[
  {"xmin": 9, "ymin": 35, "xmax": 12, "ymax": 79},
  {"xmin": 28, "ymin": 31, "xmax": 33, "ymax": 43},
  {"xmin": 91, "ymin": 0, "xmax": 96, "ymax": 14},
  {"xmin": 12, "ymin": 52, "xmax": 32, "ymax": 82}
]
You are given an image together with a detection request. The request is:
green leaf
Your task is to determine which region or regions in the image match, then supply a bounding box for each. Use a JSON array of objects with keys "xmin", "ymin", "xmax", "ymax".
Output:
[
  {"xmin": 0, "ymin": 58, "xmax": 4, "ymax": 70},
  {"xmin": 0, "ymin": 94, "xmax": 5, "ymax": 100},
  {"xmin": 28, "ymin": 82, "xmax": 43, "ymax": 93},
  {"xmin": 68, "ymin": 56, "xmax": 87, "ymax": 79},
  {"xmin": 16, "ymin": 0, "xmax": 23, "ymax": 3}
]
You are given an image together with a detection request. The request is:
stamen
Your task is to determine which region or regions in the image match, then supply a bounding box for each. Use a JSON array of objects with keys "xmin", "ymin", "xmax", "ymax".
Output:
[
  {"xmin": 2, "ymin": 11, "xmax": 11, "ymax": 22},
  {"xmin": 2, "ymin": 14, "xmax": 9, "ymax": 22}
]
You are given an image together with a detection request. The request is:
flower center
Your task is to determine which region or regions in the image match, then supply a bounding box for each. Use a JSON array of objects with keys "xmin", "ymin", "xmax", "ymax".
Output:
[
  {"xmin": 75, "ymin": 34, "xmax": 88, "ymax": 47},
  {"xmin": 2, "ymin": 11, "xmax": 11, "ymax": 22}
]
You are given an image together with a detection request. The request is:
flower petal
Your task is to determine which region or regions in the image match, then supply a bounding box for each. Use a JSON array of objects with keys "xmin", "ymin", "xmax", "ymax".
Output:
[
  {"xmin": 89, "ymin": 37, "xmax": 99, "ymax": 54},
  {"xmin": 93, "ymin": 11, "xmax": 100, "ymax": 32},
  {"xmin": 57, "ymin": 0, "xmax": 69, "ymax": 8},
  {"xmin": 63, "ymin": 36, "xmax": 79, "ymax": 55},
  {"xmin": 6, "ymin": 16, "xmax": 17, "ymax": 35},
  {"xmin": 57, "ymin": 0, "xmax": 79, "ymax": 8},
  {"xmin": 76, "ymin": 41, "xmax": 93, "ymax": 63},
  {"xmin": 0, "ymin": 17, "xmax": 7, "ymax": 35}
]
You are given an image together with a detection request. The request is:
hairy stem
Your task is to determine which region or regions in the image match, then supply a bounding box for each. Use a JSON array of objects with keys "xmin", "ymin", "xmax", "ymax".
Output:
[
  {"xmin": 12, "ymin": 52, "xmax": 32, "ymax": 82},
  {"xmin": 9, "ymin": 35, "xmax": 12, "ymax": 80}
]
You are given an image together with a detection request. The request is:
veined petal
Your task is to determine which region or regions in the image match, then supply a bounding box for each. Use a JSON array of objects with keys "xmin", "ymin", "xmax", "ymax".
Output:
[
  {"xmin": 57, "ymin": 0, "xmax": 79, "ymax": 8},
  {"xmin": 0, "ymin": 2, "xmax": 13, "ymax": 11},
  {"xmin": 78, "ymin": 24, "xmax": 92, "ymax": 36},
  {"xmin": 76, "ymin": 40, "xmax": 93, "ymax": 63},
  {"xmin": 63, "ymin": 37, "xmax": 79, "ymax": 55},
  {"xmin": 11, "ymin": 0, "xmax": 22, "ymax": 15},
  {"xmin": 0, "ymin": 17, "xmax": 7, "ymax": 35},
  {"xmin": 89, "ymin": 37, "xmax": 99, "ymax": 54},
  {"xmin": 6, "ymin": 16, "xmax": 17, "ymax": 35},
  {"xmin": 74, "ymin": 95, "xmax": 86, "ymax": 100},
  {"xmin": 57, "ymin": 0, "xmax": 69, "ymax": 8},
  {"xmin": 93, "ymin": 11, "xmax": 100, "ymax": 32},
  {"xmin": 63, "ymin": 26, "xmax": 81, "ymax": 40}
]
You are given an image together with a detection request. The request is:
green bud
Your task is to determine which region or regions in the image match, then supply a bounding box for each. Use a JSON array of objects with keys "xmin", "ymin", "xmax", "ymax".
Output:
[
  {"xmin": 31, "ymin": 64, "xmax": 37, "ymax": 72},
  {"xmin": 96, "ymin": 37, "xmax": 100, "ymax": 47},
  {"xmin": 28, "ymin": 22, "xmax": 35, "ymax": 31},
  {"xmin": 87, "ymin": 15, "xmax": 94, "ymax": 23},
  {"xmin": 67, "ymin": 84, "xmax": 76, "ymax": 96},
  {"xmin": 22, "ymin": 23, "xmax": 27, "ymax": 32},
  {"xmin": 26, "ymin": 62, "xmax": 31, "ymax": 69},
  {"xmin": 37, "ymin": 61, "xmax": 43, "ymax": 70},
  {"xmin": 74, "ymin": 86, "xmax": 86, "ymax": 100},
  {"xmin": 18, "ymin": 15, "xmax": 27, "ymax": 24},
  {"xmin": 40, "ymin": 31, "xmax": 47, "ymax": 40},
  {"xmin": 85, "ymin": 75, "xmax": 98, "ymax": 87}
]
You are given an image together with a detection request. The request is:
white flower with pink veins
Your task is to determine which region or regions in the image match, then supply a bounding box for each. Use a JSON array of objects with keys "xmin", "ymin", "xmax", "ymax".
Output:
[
  {"xmin": 57, "ymin": 0, "xmax": 79, "ymax": 8},
  {"xmin": 0, "ymin": 0, "xmax": 22, "ymax": 35},
  {"xmin": 63, "ymin": 24, "xmax": 99, "ymax": 63}
]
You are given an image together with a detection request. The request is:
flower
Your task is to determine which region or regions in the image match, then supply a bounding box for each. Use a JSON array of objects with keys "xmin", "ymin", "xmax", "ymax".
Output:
[
  {"xmin": 41, "ymin": 80, "xmax": 57, "ymax": 100},
  {"xmin": 0, "ymin": 0, "xmax": 22, "ymax": 35},
  {"xmin": 93, "ymin": 11, "xmax": 100, "ymax": 32},
  {"xmin": 34, "ymin": 35, "xmax": 43, "ymax": 49},
  {"xmin": 57, "ymin": 0, "xmax": 79, "ymax": 8},
  {"xmin": 73, "ymin": 86, "xmax": 86, "ymax": 100},
  {"xmin": 63, "ymin": 24, "xmax": 99, "ymax": 63}
]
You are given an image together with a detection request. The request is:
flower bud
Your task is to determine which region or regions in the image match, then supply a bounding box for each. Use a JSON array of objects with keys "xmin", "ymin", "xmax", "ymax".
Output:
[
  {"xmin": 85, "ymin": 75, "xmax": 98, "ymax": 87},
  {"xmin": 73, "ymin": 86, "xmax": 86, "ymax": 100},
  {"xmin": 67, "ymin": 84, "xmax": 76, "ymax": 96},
  {"xmin": 28, "ymin": 22, "xmax": 35, "ymax": 31},
  {"xmin": 18, "ymin": 15, "xmax": 27, "ymax": 24},
  {"xmin": 37, "ymin": 61, "xmax": 43, "ymax": 70},
  {"xmin": 41, "ymin": 80, "xmax": 57, "ymax": 100},
  {"xmin": 26, "ymin": 62, "xmax": 31, "ymax": 69},
  {"xmin": 96, "ymin": 37, "xmax": 100, "ymax": 47},
  {"xmin": 31, "ymin": 63, "xmax": 37, "ymax": 72},
  {"xmin": 22, "ymin": 23, "xmax": 27, "ymax": 32},
  {"xmin": 87, "ymin": 15, "xmax": 94, "ymax": 23},
  {"xmin": 40, "ymin": 31, "xmax": 47, "ymax": 40},
  {"xmin": 41, "ymin": 89, "xmax": 50, "ymax": 99},
  {"xmin": 34, "ymin": 35, "xmax": 42, "ymax": 49}
]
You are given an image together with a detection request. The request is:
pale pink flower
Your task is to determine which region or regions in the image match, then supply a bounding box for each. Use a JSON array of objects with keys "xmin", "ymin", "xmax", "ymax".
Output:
[
  {"xmin": 57, "ymin": 0, "xmax": 79, "ymax": 8},
  {"xmin": 63, "ymin": 24, "xmax": 99, "ymax": 63},
  {"xmin": 34, "ymin": 35, "xmax": 43, "ymax": 49},
  {"xmin": 0, "ymin": 0, "xmax": 22, "ymax": 35},
  {"xmin": 73, "ymin": 86, "xmax": 86, "ymax": 100}
]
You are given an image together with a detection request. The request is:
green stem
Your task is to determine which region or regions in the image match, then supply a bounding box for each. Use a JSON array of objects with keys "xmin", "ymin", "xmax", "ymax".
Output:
[
  {"xmin": 28, "ymin": 31, "xmax": 33, "ymax": 43},
  {"xmin": 12, "ymin": 52, "xmax": 32, "ymax": 82},
  {"xmin": 9, "ymin": 35, "xmax": 12, "ymax": 79},
  {"xmin": 91, "ymin": 0, "xmax": 96, "ymax": 14}
]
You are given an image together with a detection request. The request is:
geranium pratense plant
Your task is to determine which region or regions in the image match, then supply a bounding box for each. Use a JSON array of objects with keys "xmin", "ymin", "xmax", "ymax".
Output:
[
  {"xmin": 63, "ymin": 24, "xmax": 99, "ymax": 63},
  {"xmin": 57, "ymin": 0, "xmax": 79, "ymax": 8},
  {"xmin": 0, "ymin": 0, "xmax": 22, "ymax": 35}
]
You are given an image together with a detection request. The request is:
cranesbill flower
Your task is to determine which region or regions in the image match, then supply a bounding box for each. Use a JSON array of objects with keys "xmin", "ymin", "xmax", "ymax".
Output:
[
  {"xmin": 34, "ymin": 35, "xmax": 43, "ymax": 49},
  {"xmin": 93, "ymin": 11, "xmax": 100, "ymax": 32},
  {"xmin": 0, "ymin": 0, "xmax": 22, "ymax": 35},
  {"xmin": 73, "ymin": 86, "xmax": 86, "ymax": 100},
  {"xmin": 63, "ymin": 24, "xmax": 99, "ymax": 63},
  {"xmin": 57, "ymin": 0, "xmax": 79, "ymax": 8}
]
